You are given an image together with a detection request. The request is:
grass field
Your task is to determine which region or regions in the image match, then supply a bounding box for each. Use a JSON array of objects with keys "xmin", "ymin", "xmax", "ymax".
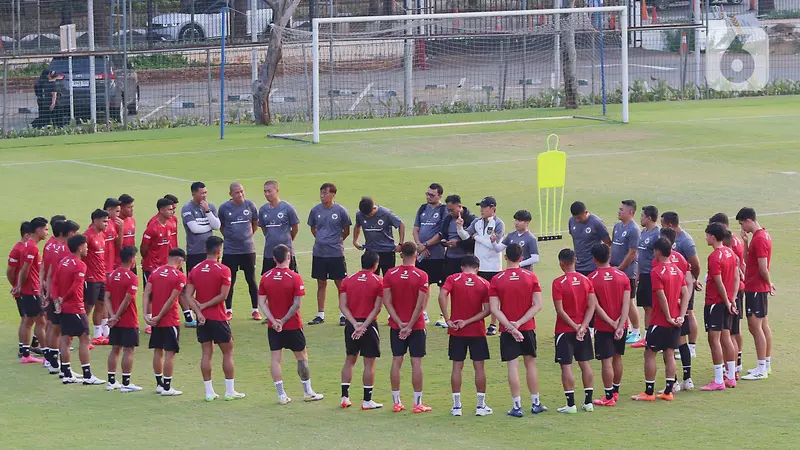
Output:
[{"xmin": 1, "ymin": 96, "xmax": 799, "ymax": 449}]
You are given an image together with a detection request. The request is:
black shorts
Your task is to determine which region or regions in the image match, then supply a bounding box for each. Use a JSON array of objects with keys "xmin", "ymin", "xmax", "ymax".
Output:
[
  {"xmin": 416, "ymin": 258, "xmax": 445, "ymax": 286},
  {"xmin": 311, "ymin": 256, "xmax": 347, "ymax": 281},
  {"xmin": 109, "ymin": 327, "xmax": 140, "ymax": 347},
  {"xmin": 680, "ymin": 314, "xmax": 691, "ymax": 336},
  {"xmin": 731, "ymin": 291, "xmax": 744, "ymax": 336},
  {"xmin": 744, "ymin": 291, "xmax": 768, "ymax": 318},
  {"xmin": 636, "ymin": 274, "xmax": 652, "ymax": 308},
  {"xmin": 629, "ymin": 278, "xmax": 637, "ymax": 299},
  {"xmin": 374, "ymin": 251, "xmax": 396, "ymax": 276},
  {"xmin": 595, "ymin": 331, "xmax": 625, "ymax": 360},
  {"xmin": 46, "ymin": 302, "xmax": 61, "ymax": 325},
  {"xmin": 687, "ymin": 289, "xmax": 695, "ymax": 311},
  {"xmin": 148, "ymin": 326, "xmax": 180, "ymax": 352},
  {"xmin": 197, "ymin": 319, "xmax": 233, "ymax": 344},
  {"xmin": 444, "ymin": 257, "xmax": 463, "ymax": 279},
  {"xmin": 268, "ymin": 328, "xmax": 306, "ymax": 352},
  {"xmin": 142, "ymin": 270, "xmax": 151, "ymax": 289},
  {"xmin": 16, "ymin": 295, "xmax": 42, "ymax": 317},
  {"xmin": 61, "ymin": 313, "xmax": 90, "ymax": 337},
  {"xmin": 448, "ymin": 335, "xmax": 490, "ymax": 361},
  {"xmin": 555, "ymin": 332, "xmax": 594, "ymax": 364},
  {"xmin": 84, "ymin": 281, "xmax": 105, "ymax": 309},
  {"xmin": 390, "ymin": 328, "xmax": 426, "ymax": 358},
  {"xmin": 262, "ymin": 255, "xmax": 298, "ymax": 275},
  {"xmin": 344, "ymin": 320, "xmax": 381, "ymax": 358},
  {"xmin": 704, "ymin": 304, "xmax": 732, "ymax": 332},
  {"xmin": 477, "ymin": 271, "xmax": 499, "ymax": 283},
  {"xmin": 186, "ymin": 253, "xmax": 206, "ymax": 273},
  {"xmin": 645, "ymin": 325, "xmax": 680, "ymax": 352},
  {"xmin": 500, "ymin": 330, "xmax": 537, "ymax": 361}
]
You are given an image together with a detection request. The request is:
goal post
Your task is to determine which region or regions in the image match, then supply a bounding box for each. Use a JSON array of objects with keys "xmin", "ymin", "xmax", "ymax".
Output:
[{"xmin": 303, "ymin": 6, "xmax": 629, "ymax": 143}]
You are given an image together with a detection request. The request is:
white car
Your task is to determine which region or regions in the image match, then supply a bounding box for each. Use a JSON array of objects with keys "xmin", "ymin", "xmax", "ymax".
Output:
[{"xmin": 151, "ymin": 0, "xmax": 273, "ymax": 41}]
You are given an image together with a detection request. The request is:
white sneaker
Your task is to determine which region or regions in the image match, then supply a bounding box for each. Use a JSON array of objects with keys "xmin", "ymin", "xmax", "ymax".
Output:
[
  {"xmin": 748, "ymin": 367, "xmax": 772, "ymax": 375},
  {"xmin": 674, "ymin": 352, "xmax": 682, "ymax": 360},
  {"xmin": 156, "ymin": 385, "xmax": 165, "ymax": 394},
  {"xmin": 278, "ymin": 395, "xmax": 292, "ymax": 405},
  {"xmin": 205, "ymin": 393, "xmax": 220, "ymax": 402},
  {"xmin": 44, "ymin": 360, "xmax": 52, "ymax": 369},
  {"xmin": 225, "ymin": 391, "xmax": 246, "ymax": 401},
  {"xmin": 83, "ymin": 376, "xmax": 104, "ymax": 385},
  {"xmin": 62, "ymin": 376, "xmax": 82, "ymax": 384},
  {"xmin": 161, "ymin": 388, "xmax": 183, "ymax": 396},
  {"xmin": 120, "ymin": 384, "xmax": 143, "ymax": 393},
  {"xmin": 557, "ymin": 405, "xmax": 577, "ymax": 414},
  {"xmin": 48, "ymin": 366, "xmax": 60, "ymax": 375},
  {"xmin": 475, "ymin": 405, "xmax": 493, "ymax": 416},
  {"xmin": 304, "ymin": 392, "xmax": 324, "ymax": 402},
  {"xmin": 742, "ymin": 371, "xmax": 768, "ymax": 381},
  {"xmin": 582, "ymin": 403, "xmax": 594, "ymax": 412},
  {"xmin": 361, "ymin": 400, "xmax": 383, "ymax": 410},
  {"xmin": 681, "ymin": 379, "xmax": 695, "ymax": 391},
  {"xmin": 451, "ymin": 406, "xmax": 463, "ymax": 416},
  {"xmin": 106, "ymin": 381, "xmax": 122, "ymax": 391}
]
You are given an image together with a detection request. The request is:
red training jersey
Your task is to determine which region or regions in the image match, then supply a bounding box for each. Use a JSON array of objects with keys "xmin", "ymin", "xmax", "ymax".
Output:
[
  {"xmin": 148, "ymin": 265, "xmax": 186, "ymax": 327},
  {"xmin": 141, "ymin": 219, "xmax": 170, "ymax": 272},
  {"xmin": 383, "ymin": 266, "xmax": 429, "ymax": 331},
  {"xmin": 116, "ymin": 216, "xmax": 136, "ymax": 267},
  {"xmin": 705, "ymin": 246, "xmax": 737, "ymax": 305},
  {"xmin": 258, "ymin": 268, "xmax": 305, "ymax": 330},
  {"xmin": 589, "ymin": 267, "xmax": 631, "ymax": 333},
  {"xmin": 339, "ymin": 270, "xmax": 383, "ymax": 320},
  {"xmin": 54, "ymin": 256, "xmax": 87, "ymax": 314},
  {"xmin": 442, "ymin": 272, "xmax": 490, "ymax": 337},
  {"xmin": 552, "ymin": 272, "xmax": 594, "ymax": 334},
  {"xmin": 42, "ymin": 239, "xmax": 64, "ymax": 290},
  {"xmin": 104, "ymin": 222, "xmax": 119, "ymax": 274},
  {"xmin": 730, "ymin": 234, "xmax": 745, "ymax": 291},
  {"xmin": 83, "ymin": 227, "xmax": 106, "ymax": 282},
  {"xmin": 107, "ymin": 268, "xmax": 139, "ymax": 328},
  {"xmin": 188, "ymin": 260, "xmax": 232, "ymax": 322},
  {"xmin": 149, "ymin": 214, "xmax": 178, "ymax": 249},
  {"xmin": 744, "ymin": 228, "xmax": 772, "ymax": 292},
  {"xmin": 18, "ymin": 239, "xmax": 42, "ymax": 295},
  {"xmin": 650, "ymin": 262, "xmax": 686, "ymax": 328},
  {"xmin": 652, "ymin": 251, "xmax": 689, "ymax": 275},
  {"xmin": 489, "ymin": 268, "xmax": 542, "ymax": 332},
  {"xmin": 7, "ymin": 241, "xmax": 25, "ymax": 291}
]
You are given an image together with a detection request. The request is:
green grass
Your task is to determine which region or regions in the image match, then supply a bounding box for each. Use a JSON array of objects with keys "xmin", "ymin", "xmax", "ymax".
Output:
[{"xmin": 1, "ymin": 96, "xmax": 799, "ymax": 449}]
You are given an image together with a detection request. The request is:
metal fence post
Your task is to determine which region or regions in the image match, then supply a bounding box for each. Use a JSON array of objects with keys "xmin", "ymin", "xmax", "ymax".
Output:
[
  {"xmin": 2, "ymin": 60, "xmax": 7, "ymax": 135},
  {"xmin": 221, "ymin": 7, "xmax": 227, "ymax": 139},
  {"xmin": 104, "ymin": 55, "xmax": 111, "ymax": 129},
  {"xmin": 403, "ymin": 0, "xmax": 413, "ymax": 116},
  {"xmin": 122, "ymin": 0, "xmax": 128, "ymax": 123},
  {"xmin": 89, "ymin": 0, "xmax": 98, "ymax": 130},
  {"xmin": 207, "ymin": 48, "xmax": 212, "ymax": 125}
]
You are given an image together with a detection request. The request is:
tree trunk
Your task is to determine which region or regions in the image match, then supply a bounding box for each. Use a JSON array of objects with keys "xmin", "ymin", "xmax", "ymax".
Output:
[
  {"xmin": 253, "ymin": 0, "xmax": 302, "ymax": 125},
  {"xmin": 560, "ymin": 0, "xmax": 579, "ymax": 109},
  {"xmin": 233, "ymin": 0, "xmax": 248, "ymax": 41}
]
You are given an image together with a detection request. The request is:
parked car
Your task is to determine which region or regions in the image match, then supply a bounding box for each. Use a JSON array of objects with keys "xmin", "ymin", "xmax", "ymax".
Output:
[
  {"xmin": 151, "ymin": 0, "xmax": 273, "ymax": 41},
  {"xmin": 42, "ymin": 56, "xmax": 139, "ymax": 122},
  {"xmin": 652, "ymin": 0, "xmax": 742, "ymax": 10}
]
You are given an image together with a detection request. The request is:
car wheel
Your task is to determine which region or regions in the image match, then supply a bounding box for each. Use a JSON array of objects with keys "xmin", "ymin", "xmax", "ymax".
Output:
[
  {"xmin": 179, "ymin": 25, "xmax": 204, "ymax": 41},
  {"xmin": 127, "ymin": 89, "xmax": 139, "ymax": 116}
]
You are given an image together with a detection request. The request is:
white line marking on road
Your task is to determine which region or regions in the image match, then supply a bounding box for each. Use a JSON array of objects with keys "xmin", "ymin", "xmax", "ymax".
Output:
[
  {"xmin": 66, "ymin": 160, "xmax": 192, "ymax": 182},
  {"xmin": 141, "ymin": 94, "xmax": 182, "ymax": 121}
]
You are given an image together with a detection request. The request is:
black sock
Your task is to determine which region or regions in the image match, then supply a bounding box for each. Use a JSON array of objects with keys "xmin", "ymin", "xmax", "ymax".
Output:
[
  {"xmin": 31, "ymin": 336, "xmax": 39, "ymax": 348},
  {"xmin": 341, "ymin": 383, "xmax": 350, "ymax": 398},
  {"xmin": 164, "ymin": 377, "xmax": 172, "ymax": 391},
  {"xmin": 108, "ymin": 372, "xmax": 116, "ymax": 384},
  {"xmin": 565, "ymin": 391, "xmax": 575, "ymax": 407},
  {"xmin": 584, "ymin": 388, "xmax": 593, "ymax": 405},
  {"xmin": 645, "ymin": 381, "xmax": 655, "ymax": 396},
  {"xmin": 18, "ymin": 342, "xmax": 23, "ymax": 356},
  {"xmin": 737, "ymin": 351, "xmax": 742, "ymax": 367},
  {"xmin": 183, "ymin": 310, "xmax": 194, "ymax": 322},
  {"xmin": 605, "ymin": 388, "xmax": 614, "ymax": 400},
  {"xmin": 612, "ymin": 383, "xmax": 620, "ymax": 394},
  {"xmin": 665, "ymin": 378, "xmax": 675, "ymax": 394},
  {"xmin": 21, "ymin": 345, "xmax": 31, "ymax": 358},
  {"xmin": 122, "ymin": 373, "xmax": 131, "ymax": 386},
  {"xmin": 364, "ymin": 386, "xmax": 373, "ymax": 402},
  {"xmin": 82, "ymin": 364, "xmax": 92, "ymax": 379},
  {"xmin": 51, "ymin": 350, "xmax": 60, "ymax": 369},
  {"xmin": 679, "ymin": 344, "xmax": 692, "ymax": 380},
  {"xmin": 155, "ymin": 374, "xmax": 163, "ymax": 387},
  {"xmin": 62, "ymin": 362, "xmax": 72, "ymax": 378}
]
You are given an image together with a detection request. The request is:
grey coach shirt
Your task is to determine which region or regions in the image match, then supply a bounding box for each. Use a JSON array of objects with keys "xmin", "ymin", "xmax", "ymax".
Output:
[
  {"xmin": 258, "ymin": 200, "xmax": 300, "ymax": 256},
  {"xmin": 673, "ymin": 230, "xmax": 697, "ymax": 259},
  {"xmin": 502, "ymin": 231, "xmax": 538, "ymax": 270},
  {"xmin": 181, "ymin": 201, "xmax": 219, "ymax": 255},
  {"xmin": 219, "ymin": 199, "xmax": 258, "ymax": 255},
  {"xmin": 308, "ymin": 203, "xmax": 352, "ymax": 258},
  {"xmin": 637, "ymin": 226, "xmax": 661, "ymax": 275},
  {"xmin": 610, "ymin": 221, "xmax": 640, "ymax": 279},
  {"xmin": 414, "ymin": 204, "xmax": 445, "ymax": 260},
  {"xmin": 356, "ymin": 206, "xmax": 402, "ymax": 253},
  {"xmin": 569, "ymin": 214, "xmax": 610, "ymax": 273}
]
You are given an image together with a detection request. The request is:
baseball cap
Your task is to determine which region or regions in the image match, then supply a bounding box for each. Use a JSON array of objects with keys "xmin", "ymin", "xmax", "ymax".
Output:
[{"xmin": 476, "ymin": 196, "xmax": 497, "ymax": 207}]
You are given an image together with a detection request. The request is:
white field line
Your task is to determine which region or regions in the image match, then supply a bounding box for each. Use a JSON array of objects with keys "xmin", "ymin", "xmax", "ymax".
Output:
[
  {"xmin": 141, "ymin": 94, "xmax": 182, "ymax": 121},
  {"xmin": 66, "ymin": 160, "xmax": 192, "ymax": 182}
]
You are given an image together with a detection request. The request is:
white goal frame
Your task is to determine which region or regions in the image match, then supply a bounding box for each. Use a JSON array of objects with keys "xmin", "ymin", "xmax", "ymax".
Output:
[{"xmin": 311, "ymin": 6, "xmax": 629, "ymax": 143}]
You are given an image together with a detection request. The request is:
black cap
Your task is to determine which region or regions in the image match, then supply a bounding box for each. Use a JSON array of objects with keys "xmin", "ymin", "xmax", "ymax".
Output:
[{"xmin": 476, "ymin": 196, "xmax": 497, "ymax": 208}]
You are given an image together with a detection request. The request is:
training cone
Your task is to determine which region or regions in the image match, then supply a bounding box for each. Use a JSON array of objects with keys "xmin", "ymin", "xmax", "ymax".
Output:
[{"xmin": 642, "ymin": 0, "xmax": 649, "ymax": 21}]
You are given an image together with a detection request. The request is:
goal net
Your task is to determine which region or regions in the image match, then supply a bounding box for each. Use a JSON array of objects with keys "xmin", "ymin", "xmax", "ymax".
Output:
[{"xmin": 267, "ymin": 7, "xmax": 629, "ymax": 143}]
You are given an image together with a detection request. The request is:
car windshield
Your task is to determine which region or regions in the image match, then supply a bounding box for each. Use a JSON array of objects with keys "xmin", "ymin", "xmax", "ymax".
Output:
[{"xmin": 49, "ymin": 57, "xmax": 107, "ymax": 74}]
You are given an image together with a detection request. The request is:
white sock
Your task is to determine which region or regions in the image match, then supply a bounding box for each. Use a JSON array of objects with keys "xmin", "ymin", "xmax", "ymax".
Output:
[
  {"xmin": 102, "ymin": 325, "xmax": 110, "ymax": 337},
  {"xmin": 302, "ymin": 379, "xmax": 313, "ymax": 395},
  {"xmin": 274, "ymin": 380, "xmax": 286, "ymax": 398},
  {"xmin": 531, "ymin": 393, "xmax": 540, "ymax": 405},
  {"xmin": 145, "ymin": 313, "xmax": 152, "ymax": 321},
  {"xmin": 339, "ymin": 313, "xmax": 345, "ymax": 319},
  {"xmin": 392, "ymin": 390, "xmax": 401, "ymax": 404},
  {"xmin": 512, "ymin": 396, "xmax": 521, "ymax": 409},
  {"xmin": 317, "ymin": 312, "xmax": 325, "ymax": 320},
  {"xmin": 452, "ymin": 392, "xmax": 461, "ymax": 408},
  {"xmin": 477, "ymin": 392, "xmax": 486, "ymax": 408},
  {"xmin": 204, "ymin": 380, "xmax": 215, "ymax": 396},
  {"xmin": 757, "ymin": 360, "xmax": 767, "ymax": 374},
  {"xmin": 101, "ymin": 319, "xmax": 109, "ymax": 336},
  {"xmin": 251, "ymin": 308, "xmax": 258, "ymax": 313},
  {"xmin": 766, "ymin": 356, "xmax": 771, "ymax": 371},
  {"xmin": 689, "ymin": 343, "xmax": 696, "ymax": 354},
  {"xmin": 632, "ymin": 328, "xmax": 640, "ymax": 336},
  {"xmin": 725, "ymin": 361, "xmax": 736, "ymax": 380},
  {"xmin": 225, "ymin": 378, "xmax": 235, "ymax": 395},
  {"xmin": 413, "ymin": 391, "xmax": 422, "ymax": 405},
  {"xmin": 713, "ymin": 364, "xmax": 724, "ymax": 384},
  {"xmin": 226, "ymin": 309, "xmax": 232, "ymax": 314},
  {"xmin": 93, "ymin": 325, "xmax": 102, "ymax": 338}
]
